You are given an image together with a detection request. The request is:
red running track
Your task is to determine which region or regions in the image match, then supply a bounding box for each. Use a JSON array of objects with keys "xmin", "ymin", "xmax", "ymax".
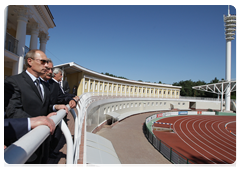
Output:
[{"xmin": 153, "ymin": 115, "xmax": 236, "ymax": 164}]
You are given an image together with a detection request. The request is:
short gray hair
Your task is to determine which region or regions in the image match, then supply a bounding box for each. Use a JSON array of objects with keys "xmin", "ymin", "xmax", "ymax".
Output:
[
  {"xmin": 52, "ymin": 68, "xmax": 63, "ymax": 77},
  {"xmin": 47, "ymin": 58, "xmax": 53, "ymax": 64}
]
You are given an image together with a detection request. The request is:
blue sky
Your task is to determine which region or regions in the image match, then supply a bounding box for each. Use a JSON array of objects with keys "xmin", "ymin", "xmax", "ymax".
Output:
[{"xmin": 26, "ymin": 5, "xmax": 236, "ymax": 84}]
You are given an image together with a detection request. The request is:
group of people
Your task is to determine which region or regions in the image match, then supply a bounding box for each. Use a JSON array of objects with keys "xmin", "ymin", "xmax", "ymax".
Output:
[{"xmin": 4, "ymin": 49, "xmax": 79, "ymax": 163}]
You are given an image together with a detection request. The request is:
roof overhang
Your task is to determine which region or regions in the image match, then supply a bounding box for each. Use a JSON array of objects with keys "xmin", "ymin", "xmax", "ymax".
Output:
[
  {"xmin": 192, "ymin": 80, "xmax": 236, "ymax": 94},
  {"xmin": 106, "ymin": 112, "xmax": 120, "ymax": 120},
  {"xmin": 54, "ymin": 62, "xmax": 182, "ymax": 89}
]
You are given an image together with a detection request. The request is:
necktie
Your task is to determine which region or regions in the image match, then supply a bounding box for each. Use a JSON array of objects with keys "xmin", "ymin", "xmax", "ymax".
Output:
[
  {"xmin": 59, "ymin": 82, "xmax": 65, "ymax": 94},
  {"xmin": 35, "ymin": 78, "xmax": 44, "ymax": 100}
]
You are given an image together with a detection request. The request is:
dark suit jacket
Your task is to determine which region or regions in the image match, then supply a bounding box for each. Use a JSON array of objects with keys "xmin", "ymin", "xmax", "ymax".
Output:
[
  {"xmin": 4, "ymin": 71, "xmax": 52, "ymax": 118},
  {"xmin": 62, "ymin": 80, "xmax": 70, "ymax": 93},
  {"xmin": 4, "ymin": 118, "xmax": 28, "ymax": 143},
  {"xmin": 47, "ymin": 79, "xmax": 75, "ymax": 105}
]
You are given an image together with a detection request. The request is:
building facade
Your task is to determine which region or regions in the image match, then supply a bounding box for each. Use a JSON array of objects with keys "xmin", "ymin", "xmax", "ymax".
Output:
[
  {"xmin": 54, "ymin": 62, "xmax": 182, "ymax": 98},
  {"xmin": 4, "ymin": 5, "xmax": 55, "ymax": 78}
]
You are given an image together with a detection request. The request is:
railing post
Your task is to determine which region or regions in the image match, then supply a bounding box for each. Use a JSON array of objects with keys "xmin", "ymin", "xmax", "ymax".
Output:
[{"xmin": 59, "ymin": 120, "xmax": 74, "ymax": 164}]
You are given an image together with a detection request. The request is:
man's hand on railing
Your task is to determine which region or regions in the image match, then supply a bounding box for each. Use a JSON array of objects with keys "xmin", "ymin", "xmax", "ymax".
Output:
[
  {"xmin": 30, "ymin": 116, "xmax": 56, "ymax": 135},
  {"xmin": 54, "ymin": 104, "xmax": 69, "ymax": 113},
  {"xmin": 73, "ymin": 96, "xmax": 80, "ymax": 102},
  {"xmin": 69, "ymin": 100, "xmax": 76, "ymax": 108}
]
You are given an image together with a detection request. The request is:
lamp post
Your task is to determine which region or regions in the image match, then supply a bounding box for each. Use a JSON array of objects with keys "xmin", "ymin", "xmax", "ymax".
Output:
[{"xmin": 223, "ymin": 6, "xmax": 236, "ymax": 111}]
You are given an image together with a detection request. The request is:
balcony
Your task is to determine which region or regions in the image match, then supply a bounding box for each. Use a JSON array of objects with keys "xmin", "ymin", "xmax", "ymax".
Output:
[
  {"xmin": 5, "ymin": 32, "xmax": 31, "ymax": 58},
  {"xmin": 5, "ymin": 32, "xmax": 18, "ymax": 55}
]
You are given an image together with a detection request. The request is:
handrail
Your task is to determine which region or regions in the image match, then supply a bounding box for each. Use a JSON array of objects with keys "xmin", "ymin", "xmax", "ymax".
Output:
[
  {"xmin": 4, "ymin": 105, "xmax": 73, "ymax": 164},
  {"xmin": 4, "ymin": 92, "xmax": 221, "ymax": 164}
]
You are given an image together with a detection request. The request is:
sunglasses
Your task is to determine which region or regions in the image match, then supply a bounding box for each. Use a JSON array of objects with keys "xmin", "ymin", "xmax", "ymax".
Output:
[
  {"xmin": 46, "ymin": 67, "xmax": 53, "ymax": 71},
  {"xmin": 33, "ymin": 58, "xmax": 49, "ymax": 65}
]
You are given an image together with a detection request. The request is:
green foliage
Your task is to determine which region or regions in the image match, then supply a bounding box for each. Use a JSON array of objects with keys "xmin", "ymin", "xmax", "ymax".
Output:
[
  {"xmin": 101, "ymin": 72, "xmax": 128, "ymax": 79},
  {"xmin": 172, "ymin": 78, "xmax": 226, "ymax": 98}
]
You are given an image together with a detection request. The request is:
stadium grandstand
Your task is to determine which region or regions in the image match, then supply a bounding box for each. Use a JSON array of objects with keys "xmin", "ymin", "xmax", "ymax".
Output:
[{"xmin": 4, "ymin": 5, "xmax": 236, "ymax": 164}]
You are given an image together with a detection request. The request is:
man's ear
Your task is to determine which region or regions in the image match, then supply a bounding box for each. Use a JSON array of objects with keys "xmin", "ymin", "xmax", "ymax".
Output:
[{"xmin": 27, "ymin": 58, "xmax": 33, "ymax": 67}]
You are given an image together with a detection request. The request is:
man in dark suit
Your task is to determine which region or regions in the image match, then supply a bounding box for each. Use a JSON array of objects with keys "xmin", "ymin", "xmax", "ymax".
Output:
[
  {"xmin": 40, "ymin": 59, "xmax": 78, "ymax": 108},
  {"xmin": 5, "ymin": 50, "xmax": 68, "ymax": 118},
  {"xmin": 52, "ymin": 68, "xmax": 79, "ymax": 102},
  {"xmin": 4, "ymin": 49, "xmax": 68, "ymax": 163},
  {"xmin": 62, "ymin": 80, "xmax": 70, "ymax": 93},
  {"xmin": 4, "ymin": 116, "xmax": 56, "ymax": 148},
  {"xmin": 40, "ymin": 59, "xmax": 78, "ymax": 158}
]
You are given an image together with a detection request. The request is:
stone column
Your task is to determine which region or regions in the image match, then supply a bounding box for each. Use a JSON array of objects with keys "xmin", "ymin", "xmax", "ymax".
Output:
[
  {"xmin": 14, "ymin": 6, "xmax": 29, "ymax": 74},
  {"xmin": 39, "ymin": 33, "xmax": 49, "ymax": 53},
  {"xmin": 29, "ymin": 22, "xmax": 39, "ymax": 50}
]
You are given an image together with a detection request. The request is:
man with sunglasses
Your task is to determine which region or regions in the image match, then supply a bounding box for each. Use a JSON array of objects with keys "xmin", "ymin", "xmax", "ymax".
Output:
[
  {"xmin": 40, "ymin": 59, "xmax": 78, "ymax": 109},
  {"xmin": 40, "ymin": 59, "xmax": 79, "ymax": 158},
  {"xmin": 4, "ymin": 49, "xmax": 68, "ymax": 163}
]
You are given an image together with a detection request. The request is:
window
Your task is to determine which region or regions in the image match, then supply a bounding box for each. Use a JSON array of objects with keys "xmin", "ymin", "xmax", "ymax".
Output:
[
  {"xmin": 122, "ymin": 87, "xmax": 124, "ymax": 92},
  {"xmin": 109, "ymin": 85, "xmax": 111, "ymax": 91},
  {"xmin": 95, "ymin": 84, "xmax": 98, "ymax": 90},
  {"xmin": 172, "ymin": 92, "xmax": 174, "ymax": 95},
  {"xmin": 114, "ymin": 86, "xmax": 116, "ymax": 91},
  {"xmin": 85, "ymin": 82, "xmax": 87, "ymax": 89},
  {"xmin": 90, "ymin": 83, "xmax": 92, "ymax": 90},
  {"xmin": 177, "ymin": 92, "xmax": 179, "ymax": 95},
  {"xmin": 100, "ymin": 84, "xmax": 102, "ymax": 90},
  {"xmin": 104, "ymin": 108, "xmax": 106, "ymax": 114},
  {"xmin": 159, "ymin": 91, "xmax": 161, "ymax": 94},
  {"xmin": 104, "ymin": 85, "xmax": 107, "ymax": 91}
]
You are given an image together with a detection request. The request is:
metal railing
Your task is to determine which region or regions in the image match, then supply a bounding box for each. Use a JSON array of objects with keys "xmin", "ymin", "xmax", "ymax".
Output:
[
  {"xmin": 143, "ymin": 122, "xmax": 195, "ymax": 164},
  {"xmin": 4, "ymin": 92, "xmax": 219, "ymax": 164},
  {"xmin": 5, "ymin": 32, "xmax": 18, "ymax": 55},
  {"xmin": 5, "ymin": 104, "xmax": 76, "ymax": 164}
]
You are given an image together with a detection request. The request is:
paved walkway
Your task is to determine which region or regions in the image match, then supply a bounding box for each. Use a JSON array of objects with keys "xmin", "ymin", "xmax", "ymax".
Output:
[
  {"xmin": 96, "ymin": 112, "xmax": 171, "ymax": 164},
  {"xmin": 47, "ymin": 110, "xmax": 171, "ymax": 164}
]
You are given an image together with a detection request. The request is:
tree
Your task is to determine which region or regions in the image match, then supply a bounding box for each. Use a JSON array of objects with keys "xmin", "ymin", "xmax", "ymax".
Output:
[{"xmin": 101, "ymin": 72, "xmax": 127, "ymax": 79}]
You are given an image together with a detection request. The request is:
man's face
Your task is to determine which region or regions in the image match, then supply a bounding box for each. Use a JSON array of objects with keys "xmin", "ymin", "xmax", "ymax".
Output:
[
  {"xmin": 41, "ymin": 62, "xmax": 53, "ymax": 81},
  {"xmin": 54, "ymin": 71, "xmax": 62, "ymax": 82},
  {"xmin": 28, "ymin": 51, "xmax": 48, "ymax": 76}
]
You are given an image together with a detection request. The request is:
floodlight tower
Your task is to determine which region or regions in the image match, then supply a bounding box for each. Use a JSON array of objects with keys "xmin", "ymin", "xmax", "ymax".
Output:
[{"xmin": 223, "ymin": 6, "xmax": 236, "ymax": 111}]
